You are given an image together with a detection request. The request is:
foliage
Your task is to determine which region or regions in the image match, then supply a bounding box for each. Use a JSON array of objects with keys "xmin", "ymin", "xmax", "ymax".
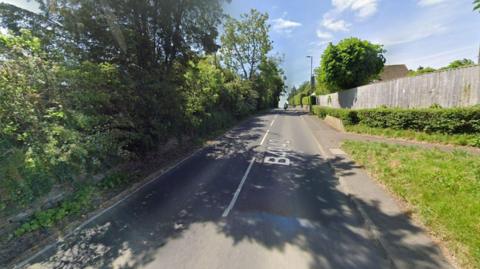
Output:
[
  {"xmin": 291, "ymin": 93, "xmax": 305, "ymax": 106},
  {"xmin": 39, "ymin": 0, "xmax": 226, "ymax": 69},
  {"xmin": 0, "ymin": 30, "xmax": 125, "ymax": 209},
  {"xmin": 343, "ymin": 141, "xmax": 480, "ymax": 268},
  {"xmin": 312, "ymin": 106, "xmax": 480, "ymax": 135},
  {"xmin": 287, "ymin": 86, "xmax": 298, "ymax": 102},
  {"xmin": 319, "ymin": 37, "xmax": 385, "ymax": 91},
  {"xmin": 220, "ymin": 9, "xmax": 272, "ymax": 80},
  {"xmin": 443, "ymin": 58, "xmax": 475, "ymax": 69},
  {"xmin": 302, "ymin": 96, "xmax": 316, "ymax": 106},
  {"xmin": 356, "ymin": 107, "xmax": 480, "ymax": 134},
  {"xmin": 408, "ymin": 66, "xmax": 437, "ymax": 76},
  {"xmin": 14, "ymin": 186, "xmax": 94, "ymax": 237},
  {"xmin": 254, "ymin": 57, "xmax": 286, "ymax": 109},
  {"xmin": 475, "ymin": 0, "xmax": 480, "ymax": 11},
  {"xmin": 409, "ymin": 58, "xmax": 476, "ymax": 76},
  {"xmin": 312, "ymin": 106, "xmax": 359, "ymax": 125},
  {"xmin": 0, "ymin": 3, "xmax": 285, "ymax": 221},
  {"xmin": 219, "ymin": 9, "xmax": 284, "ymax": 109},
  {"xmin": 97, "ymin": 172, "xmax": 129, "ymax": 190},
  {"xmin": 288, "ymin": 81, "xmax": 318, "ymax": 106},
  {"xmin": 347, "ymin": 125, "xmax": 480, "ymax": 148}
]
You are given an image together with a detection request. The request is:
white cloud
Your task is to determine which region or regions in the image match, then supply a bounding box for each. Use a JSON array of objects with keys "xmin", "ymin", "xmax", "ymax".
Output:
[
  {"xmin": 271, "ymin": 18, "xmax": 302, "ymax": 34},
  {"xmin": 417, "ymin": 0, "xmax": 448, "ymax": 7},
  {"xmin": 322, "ymin": 16, "xmax": 351, "ymax": 32},
  {"xmin": 376, "ymin": 23, "xmax": 447, "ymax": 46},
  {"xmin": 316, "ymin": 30, "xmax": 333, "ymax": 40},
  {"xmin": 332, "ymin": 0, "xmax": 379, "ymax": 18}
]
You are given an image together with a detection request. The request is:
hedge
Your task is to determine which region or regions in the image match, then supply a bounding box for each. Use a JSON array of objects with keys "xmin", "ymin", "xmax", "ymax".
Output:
[
  {"xmin": 293, "ymin": 93, "xmax": 305, "ymax": 106},
  {"xmin": 302, "ymin": 96, "xmax": 317, "ymax": 106},
  {"xmin": 312, "ymin": 106, "xmax": 359, "ymax": 125},
  {"xmin": 312, "ymin": 106, "xmax": 480, "ymax": 134}
]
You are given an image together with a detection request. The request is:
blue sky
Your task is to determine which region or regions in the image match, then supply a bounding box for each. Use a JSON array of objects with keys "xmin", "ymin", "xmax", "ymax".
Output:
[
  {"xmin": 225, "ymin": 0, "xmax": 480, "ymax": 87},
  {"xmin": 4, "ymin": 0, "xmax": 480, "ymax": 88}
]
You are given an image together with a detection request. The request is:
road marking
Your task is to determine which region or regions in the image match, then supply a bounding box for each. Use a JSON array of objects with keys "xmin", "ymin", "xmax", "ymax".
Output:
[
  {"xmin": 270, "ymin": 114, "xmax": 278, "ymax": 127},
  {"xmin": 260, "ymin": 130, "xmax": 270, "ymax": 145},
  {"xmin": 263, "ymin": 139, "xmax": 291, "ymax": 166},
  {"xmin": 222, "ymin": 158, "xmax": 256, "ymax": 217}
]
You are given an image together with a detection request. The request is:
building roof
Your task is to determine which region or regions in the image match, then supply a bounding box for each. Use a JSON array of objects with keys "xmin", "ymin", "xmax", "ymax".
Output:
[{"xmin": 379, "ymin": 64, "xmax": 409, "ymax": 81}]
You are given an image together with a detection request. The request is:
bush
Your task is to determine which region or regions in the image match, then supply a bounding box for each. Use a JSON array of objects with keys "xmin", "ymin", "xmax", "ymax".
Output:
[
  {"xmin": 356, "ymin": 107, "xmax": 480, "ymax": 134},
  {"xmin": 312, "ymin": 106, "xmax": 480, "ymax": 134},
  {"xmin": 14, "ymin": 186, "xmax": 94, "ymax": 237},
  {"xmin": 312, "ymin": 106, "xmax": 359, "ymax": 125},
  {"xmin": 302, "ymin": 96, "xmax": 316, "ymax": 106},
  {"xmin": 293, "ymin": 93, "xmax": 305, "ymax": 106}
]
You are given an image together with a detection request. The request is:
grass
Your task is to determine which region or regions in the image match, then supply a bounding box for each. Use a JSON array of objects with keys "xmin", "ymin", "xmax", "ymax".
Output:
[
  {"xmin": 342, "ymin": 141, "xmax": 480, "ymax": 269},
  {"xmin": 346, "ymin": 124, "xmax": 480, "ymax": 148}
]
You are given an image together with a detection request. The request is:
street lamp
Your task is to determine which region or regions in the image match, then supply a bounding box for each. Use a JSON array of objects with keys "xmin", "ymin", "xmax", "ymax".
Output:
[
  {"xmin": 306, "ymin": 56, "xmax": 313, "ymax": 79},
  {"xmin": 306, "ymin": 56, "xmax": 314, "ymax": 90}
]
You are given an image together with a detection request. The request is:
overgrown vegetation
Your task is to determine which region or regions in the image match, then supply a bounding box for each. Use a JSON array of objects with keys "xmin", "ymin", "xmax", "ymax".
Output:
[
  {"xmin": 0, "ymin": 1, "xmax": 284, "ymax": 238},
  {"xmin": 342, "ymin": 141, "xmax": 480, "ymax": 268},
  {"xmin": 14, "ymin": 186, "xmax": 94, "ymax": 237}
]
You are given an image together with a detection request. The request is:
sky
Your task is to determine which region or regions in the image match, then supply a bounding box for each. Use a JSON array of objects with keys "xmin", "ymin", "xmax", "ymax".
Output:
[
  {"xmin": 225, "ymin": 0, "xmax": 480, "ymax": 88},
  {"xmin": 4, "ymin": 0, "xmax": 480, "ymax": 88}
]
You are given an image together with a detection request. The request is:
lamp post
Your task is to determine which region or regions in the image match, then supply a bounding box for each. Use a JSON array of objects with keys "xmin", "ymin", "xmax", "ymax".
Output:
[{"xmin": 306, "ymin": 56, "xmax": 314, "ymax": 91}]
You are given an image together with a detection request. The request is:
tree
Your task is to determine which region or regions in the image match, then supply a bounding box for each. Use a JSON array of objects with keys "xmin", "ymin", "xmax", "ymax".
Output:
[
  {"xmin": 475, "ymin": 0, "xmax": 480, "ymax": 12},
  {"xmin": 0, "ymin": 3, "xmax": 75, "ymax": 60},
  {"xmin": 409, "ymin": 66, "xmax": 436, "ymax": 76},
  {"xmin": 319, "ymin": 37, "xmax": 385, "ymax": 91},
  {"xmin": 445, "ymin": 58, "xmax": 475, "ymax": 69},
  {"xmin": 409, "ymin": 58, "xmax": 475, "ymax": 77},
  {"xmin": 220, "ymin": 9, "xmax": 272, "ymax": 80},
  {"xmin": 255, "ymin": 57, "xmax": 286, "ymax": 108},
  {"xmin": 287, "ymin": 86, "xmax": 298, "ymax": 102},
  {"xmin": 37, "ymin": 0, "xmax": 226, "ymax": 71}
]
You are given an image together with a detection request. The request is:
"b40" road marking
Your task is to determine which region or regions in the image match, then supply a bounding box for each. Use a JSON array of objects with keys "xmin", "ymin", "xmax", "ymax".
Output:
[{"xmin": 264, "ymin": 139, "xmax": 291, "ymax": 166}]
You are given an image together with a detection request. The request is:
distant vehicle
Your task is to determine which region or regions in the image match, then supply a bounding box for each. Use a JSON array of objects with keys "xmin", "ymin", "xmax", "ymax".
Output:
[{"xmin": 283, "ymin": 103, "xmax": 288, "ymax": 110}]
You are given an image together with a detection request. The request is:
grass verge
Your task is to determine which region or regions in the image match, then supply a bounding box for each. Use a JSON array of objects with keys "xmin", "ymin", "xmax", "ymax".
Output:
[
  {"xmin": 342, "ymin": 141, "xmax": 480, "ymax": 269},
  {"xmin": 346, "ymin": 124, "xmax": 480, "ymax": 148}
]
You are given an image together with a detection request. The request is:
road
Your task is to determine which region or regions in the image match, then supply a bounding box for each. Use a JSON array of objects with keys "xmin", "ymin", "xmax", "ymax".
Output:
[{"xmin": 20, "ymin": 110, "xmax": 447, "ymax": 269}]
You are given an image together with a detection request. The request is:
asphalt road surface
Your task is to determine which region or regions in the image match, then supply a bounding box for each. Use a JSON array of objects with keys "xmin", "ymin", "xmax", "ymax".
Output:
[{"xmin": 19, "ymin": 110, "xmax": 445, "ymax": 269}]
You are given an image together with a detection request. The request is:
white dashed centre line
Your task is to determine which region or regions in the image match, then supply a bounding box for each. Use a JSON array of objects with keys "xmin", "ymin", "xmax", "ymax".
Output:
[
  {"xmin": 260, "ymin": 130, "xmax": 270, "ymax": 145},
  {"xmin": 222, "ymin": 158, "xmax": 256, "ymax": 217},
  {"xmin": 222, "ymin": 114, "xmax": 276, "ymax": 217}
]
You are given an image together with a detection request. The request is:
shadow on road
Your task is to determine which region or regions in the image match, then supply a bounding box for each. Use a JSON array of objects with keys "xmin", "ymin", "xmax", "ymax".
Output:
[{"xmin": 22, "ymin": 111, "xmax": 447, "ymax": 269}]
